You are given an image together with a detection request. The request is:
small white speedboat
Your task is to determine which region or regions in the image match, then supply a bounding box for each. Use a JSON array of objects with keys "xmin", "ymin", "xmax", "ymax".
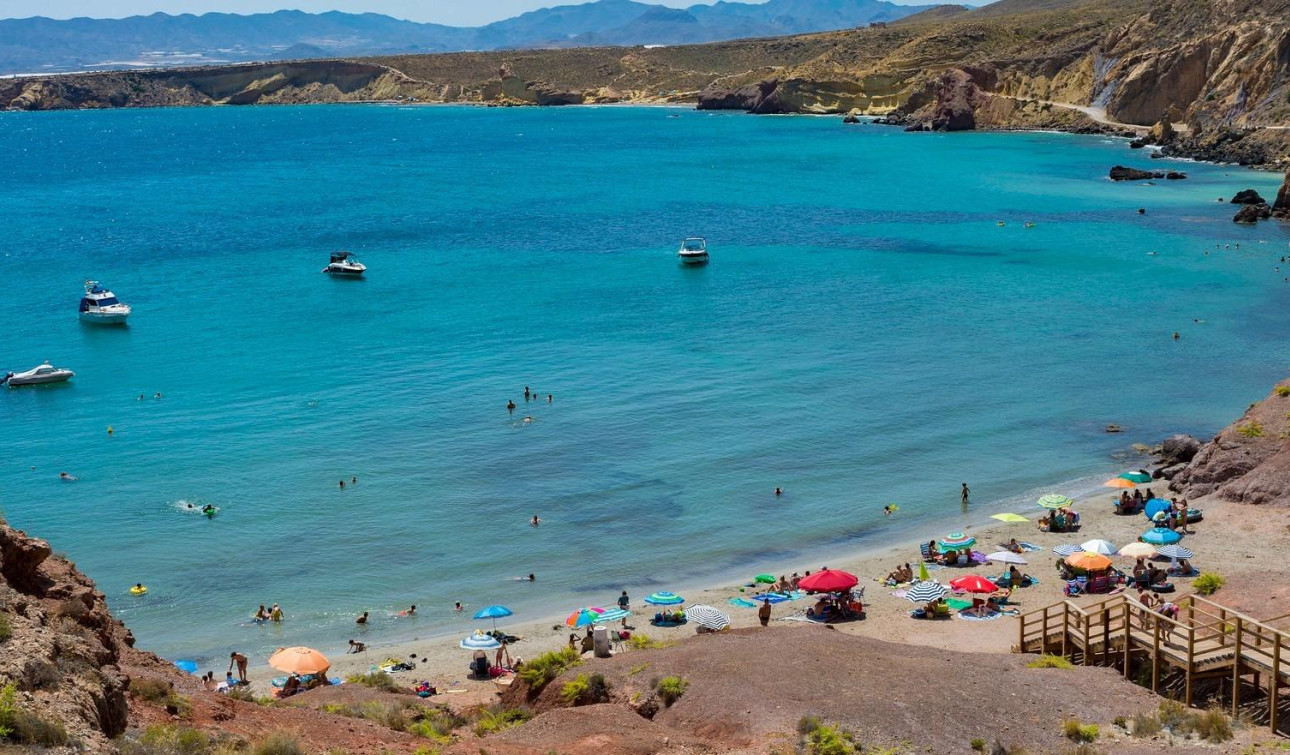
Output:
[
  {"xmin": 79, "ymin": 281, "xmax": 131, "ymax": 324},
  {"xmin": 678, "ymin": 237, "xmax": 709, "ymax": 265},
  {"xmin": 322, "ymin": 251, "xmax": 366, "ymax": 276},
  {"xmin": 3, "ymin": 362, "xmax": 75, "ymax": 387}
]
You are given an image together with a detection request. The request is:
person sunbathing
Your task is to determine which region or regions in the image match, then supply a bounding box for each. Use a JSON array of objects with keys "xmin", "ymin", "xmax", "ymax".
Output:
[
  {"xmin": 1008, "ymin": 565, "xmax": 1031, "ymax": 586},
  {"xmin": 1167, "ymin": 559, "xmax": 1193, "ymax": 575},
  {"xmin": 1007, "ymin": 538, "xmax": 1022, "ymax": 554},
  {"xmin": 884, "ymin": 565, "xmax": 904, "ymax": 583},
  {"xmin": 280, "ymin": 675, "xmax": 302, "ymax": 698}
]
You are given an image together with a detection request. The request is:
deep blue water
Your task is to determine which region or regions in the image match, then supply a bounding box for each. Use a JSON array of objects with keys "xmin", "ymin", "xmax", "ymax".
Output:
[{"xmin": 1, "ymin": 104, "xmax": 1288, "ymax": 664}]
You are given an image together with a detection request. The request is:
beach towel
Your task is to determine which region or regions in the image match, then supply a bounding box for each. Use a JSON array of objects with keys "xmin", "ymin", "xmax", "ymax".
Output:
[
  {"xmin": 728, "ymin": 597, "xmax": 758, "ymax": 609},
  {"xmin": 890, "ymin": 590, "xmax": 908, "ymax": 599},
  {"xmin": 1019, "ymin": 542, "xmax": 1041, "ymax": 552},
  {"xmin": 955, "ymin": 609, "xmax": 1003, "ymax": 621},
  {"xmin": 970, "ymin": 551, "xmax": 989, "ymax": 564},
  {"xmin": 945, "ymin": 598, "xmax": 973, "ymax": 611}
]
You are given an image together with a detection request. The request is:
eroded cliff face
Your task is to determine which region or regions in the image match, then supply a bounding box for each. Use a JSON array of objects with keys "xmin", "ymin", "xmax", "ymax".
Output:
[
  {"xmin": 1171, "ymin": 380, "xmax": 1290, "ymax": 506},
  {"xmin": 0, "ymin": 523, "xmax": 134, "ymax": 749}
]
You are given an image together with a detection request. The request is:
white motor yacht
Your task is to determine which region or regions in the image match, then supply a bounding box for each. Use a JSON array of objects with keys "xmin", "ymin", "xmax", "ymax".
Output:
[
  {"xmin": 79, "ymin": 281, "xmax": 131, "ymax": 324},
  {"xmin": 678, "ymin": 237, "xmax": 709, "ymax": 265},
  {"xmin": 323, "ymin": 251, "xmax": 366, "ymax": 276},
  {"xmin": 4, "ymin": 362, "xmax": 75, "ymax": 387}
]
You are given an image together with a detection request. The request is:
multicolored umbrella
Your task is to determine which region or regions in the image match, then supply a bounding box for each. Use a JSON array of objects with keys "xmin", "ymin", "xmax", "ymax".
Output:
[
  {"xmin": 1155, "ymin": 544, "xmax": 1194, "ymax": 560},
  {"xmin": 905, "ymin": 581, "xmax": 948, "ymax": 603},
  {"xmin": 1118, "ymin": 542, "xmax": 1156, "ymax": 558},
  {"xmin": 1119, "ymin": 471, "xmax": 1153, "ymax": 483},
  {"xmin": 950, "ymin": 575, "xmax": 999, "ymax": 594},
  {"xmin": 644, "ymin": 591, "xmax": 685, "ymax": 605},
  {"xmin": 565, "ymin": 607, "xmax": 606, "ymax": 628},
  {"xmin": 1052, "ymin": 543, "xmax": 1083, "ymax": 556},
  {"xmin": 460, "ymin": 631, "xmax": 501, "ymax": 650},
  {"xmin": 986, "ymin": 551, "xmax": 1026, "ymax": 565},
  {"xmin": 1080, "ymin": 539, "xmax": 1116, "ymax": 556},
  {"xmin": 938, "ymin": 532, "xmax": 976, "ymax": 550},
  {"xmin": 1065, "ymin": 552, "xmax": 1113, "ymax": 571},
  {"xmin": 798, "ymin": 569, "xmax": 859, "ymax": 593},
  {"xmin": 1141, "ymin": 527, "xmax": 1182, "ymax": 545},
  {"xmin": 684, "ymin": 604, "xmax": 730, "ymax": 630},
  {"xmin": 1104, "ymin": 478, "xmax": 1136, "ymax": 489},
  {"xmin": 1038, "ymin": 494, "xmax": 1074, "ymax": 510},
  {"xmin": 990, "ymin": 513, "xmax": 1030, "ymax": 523}
]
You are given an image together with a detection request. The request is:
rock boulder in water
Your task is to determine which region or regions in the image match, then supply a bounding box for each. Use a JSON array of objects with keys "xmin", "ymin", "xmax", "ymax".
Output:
[
  {"xmin": 1109, "ymin": 165, "xmax": 1164, "ymax": 181},
  {"xmin": 1233, "ymin": 203, "xmax": 1272, "ymax": 223},
  {"xmin": 1230, "ymin": 188, "xmax": 1266, "ymax": 204}
]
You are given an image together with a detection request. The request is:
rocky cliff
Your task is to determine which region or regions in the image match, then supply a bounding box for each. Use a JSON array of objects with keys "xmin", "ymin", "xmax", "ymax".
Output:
[{"xmin": 1171, "ymin": 379, "xmax": 1290, "ymax": 505}]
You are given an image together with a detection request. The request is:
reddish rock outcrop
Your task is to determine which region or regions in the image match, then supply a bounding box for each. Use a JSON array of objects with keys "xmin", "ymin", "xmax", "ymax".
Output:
[
  {"xmin": 1275, "ymin": 169, "xmax": 1290, "ymax": 218},
  {"xmin": 1171, "ymin": 380, "xmax": 1290, "ymax": 505}
]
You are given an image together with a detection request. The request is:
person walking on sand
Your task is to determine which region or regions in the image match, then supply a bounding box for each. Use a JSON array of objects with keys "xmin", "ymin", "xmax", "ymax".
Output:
[
  {"xmin": 356, "ymin": 611, "xmax": 368, "ymax": 624},
  {"xmin": 961, "ymin": 483, "xmax": 970, "ymax": 505},
  {"xmin": 758, "ymin": 598, "xmax": 772, "ymax": 626},
  {"xmin": 228, "ymin": 652, "xmax": 248, "ymax": 682}
]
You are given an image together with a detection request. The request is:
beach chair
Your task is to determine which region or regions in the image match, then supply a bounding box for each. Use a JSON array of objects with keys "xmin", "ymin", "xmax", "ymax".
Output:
[
  {"xmin": 1063, "ymin": 579, "xmax": 1082, "ymax": 597},
  {"xmin": 919, "ymin": 542, "xmax": 933, "ymax": 561},
  {"xmin": 1088, "ymin": 575, "xmax": 1110, "ymax": 594}
]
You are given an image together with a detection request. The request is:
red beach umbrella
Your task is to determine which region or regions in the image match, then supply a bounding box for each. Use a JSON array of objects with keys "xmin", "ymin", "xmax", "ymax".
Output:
[
  {"xmin": 949, "ymin": 575, "xmax": 999, "ymax": 594},
  {"xmin": 798, "ymin": 569, "xmax": 859, "ymax": 593}
]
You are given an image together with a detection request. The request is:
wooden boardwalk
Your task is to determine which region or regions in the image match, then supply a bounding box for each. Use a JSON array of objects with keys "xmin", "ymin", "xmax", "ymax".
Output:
[{"xmin": 1017, "ymin": 593, "xmax": 1290, "ymax": 729}]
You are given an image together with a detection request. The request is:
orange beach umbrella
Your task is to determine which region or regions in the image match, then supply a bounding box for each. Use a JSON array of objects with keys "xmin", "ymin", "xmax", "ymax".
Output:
[
  {"xmin": 1103, "ymin": 478, "xmax": 1136, "ymax": 489},
  {"xmin": 1064, "ymin": 552, "xmax": 1112, "ymax": 571},
  {"xmin": 268, "ymin": 646, "xmax": 331, "ymax": 675}
]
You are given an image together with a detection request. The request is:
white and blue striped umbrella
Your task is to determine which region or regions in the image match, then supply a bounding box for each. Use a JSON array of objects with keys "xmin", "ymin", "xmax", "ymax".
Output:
[
  {"xmin": 684, "ymin": 604, "xmax": 730, "ymax": 630},
  {"xmin": 460, "ymin": 631, "xmax": 501, "ymax": 650},
  {"xmin": 1053, "ymin": 544, "xmax": 1083, "ymax": 556},
  {"xmin": 1155, "ymin": 544, "xmax": 1194, "ymax": 560},
  {"xmin": 905, "ymin": 581, "xmax": 948, "ymax": 603},
  {"xmin": 593, "ymin": 608, "xmax": 631, "ymax": 623}
]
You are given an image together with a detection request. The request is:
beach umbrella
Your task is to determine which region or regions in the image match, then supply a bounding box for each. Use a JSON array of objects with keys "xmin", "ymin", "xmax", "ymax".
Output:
[
  {"xmin": 905, "ymin": 581, "xmax": 948, "ymax": 603},
  {"xmin": 644, "ymin": 591, "xmax": 685, "ymax": 605},
  {"xmin": 938, "ymin": 532, "xmax": 976, "ymax": 550},
  {"xmin": 1104, "ymin": 478, "xmax": 1136, "ymax": 489},
  {"xmin": 798, "ymin": 568, "xmax": 858, "ymax": 593},
  {"xmin": 173, "ymin": 660, "xmax": 198, "ymax": 674},
  {"xmin": 268, "ymin": 646, "xmax": 331, "ymax": 675},
  {"xmin": 1144, "ymin": 499, "xmax": 1172, "ymax": 522},
  {"xmin": 917, "ymin": 561, "xmax": 930, "ymax": 582},
  {"xmin": 1052, "ymin": 544, "xmax": 1083, "ymax": 557},
  {"xmin": 1119, "ymin": 471, "xmax": 1152, "ymax": 483},
  {"xmin": 684, "ymin": 604, "xmax": 730, "ymax": 631},
  {"xmin": 990, "ymin": 513, "xmax": 1030, "ymax": 523},
  {"xmin": 1080, "ymin": 539, "xmax": 1117, "ymax": 556},
  {"xmin": 473, "ymin": 605, "xmax": 513, "ymax": 630},
  {"xmin": 1065, "ymin": 552, "xmax": 1113, "ymax": 571},
  {"xmin": 1155, "ymin": 544, "xmax": 1194, "ymax": 560},
  {"xmin": 754, "ymin": 574, "xmax": 776, "ymax": 585},
  {"xmin": 1118, "ymin": 542, "xmax": 1156, "ymax": 558},
  {"xmin": 950, "ymin": 575, "xmax": 999, "ymax": 594},
  {"xmin": 1141, "ymin": 527, "xmax": 1182, "ymax": 545},
  {"xmin": 593, "ymin": 608, "xmax": 631, "ymax": 624},
  {"xmin": 460, "ymin": 630, "xmax": 501, "ymax": 650},
  {"xmin": 1037, "ymin": 494, "xmax": 1073, "ymax": 510},
  {"xmin": 986, "ymin": 551, "xmax": 1027, "ymax": 565},
  {"xmin": 564, "ymin": 607, "xmax": 606, "ymax": 628}
]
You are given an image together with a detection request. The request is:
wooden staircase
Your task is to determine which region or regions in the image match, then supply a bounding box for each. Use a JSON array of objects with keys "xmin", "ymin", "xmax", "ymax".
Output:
[{"xmin": 1017, "ymin": 593, "xmax": 1290, "ymax": 730}]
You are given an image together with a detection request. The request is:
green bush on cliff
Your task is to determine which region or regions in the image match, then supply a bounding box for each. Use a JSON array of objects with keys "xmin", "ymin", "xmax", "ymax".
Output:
[
  {"xmin": 1194, "ymin": 572, "xmax": 1225, "ymax": 596},
  {"xmin": 1237, "ymin": 421, "xmax": 1265, "ymax": 438},
  {"xmin": 0, "ymin": 612, "xmax": 11, "ymax": 642},
  {"xmin": 471, "ymin": 704, "xmax": 532, "ymax": 736},
  {"xmin": 253, "ymin": 732, "xmax": 303, "ymax": 755},
  {"xmin": 655, "ymin": 675, "xmax": 689, "ymax": 706},
  {"xmin": 517, "ymin": 647, "xmax": 581, "ymax": 689},
  {"xmin": 344, "ymin": 670, "xmax": 403, "ymax": 692},
  {"xmin": 1276, "ymin": 386, "xmax": 1290, "ymax": 397},
  {"xmin": 0, "ymin": 681, "xmax": 68, "ymax": 746}
]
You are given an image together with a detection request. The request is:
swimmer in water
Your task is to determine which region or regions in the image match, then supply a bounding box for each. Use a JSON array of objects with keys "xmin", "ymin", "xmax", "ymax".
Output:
[
  {"xmin": 138, "ymin": 393, "xmax": 145, "ymax": 401},
  {"xmin": 107, "ymin": 426, "xmax": 113, "ymax": 436},
  {"xmin": 531, "ymin": 515, "xmax": 541, "ymax": 527},
  {"xmin": 454, "ymin": 602, "xmax": 463, "ymax": 612},
  {"xmin": 339, "ymin": 479, "xmax": 345, "ymax": 489},
  {"xmin": 883, "ymin": 505, "xmax": 894, "ymax": 516},
  {"xmin": 1173, "ymin": 332, "xmax": 1180, "ymax": 340},
  {"xmin": 524, "ymin": 385, "xmax": 531, "ymax": 400},
  {"xmin": 507, "ymin": 400, "xmax": 515, "ymax": 413},
  {"xmin": 186, "ymin": 503, "xmax": 195, "ymax": 509},
  {"xmin": 201, "ymin": 504, "xmax": 215, "ymax": 516},
  {"xmin": 356, "ymin": 611, "xmax": 368, "ymax": 624},
  {"xmin": 352, "ymin": 476, "xmax": 357, "ymax": 485},
  {"xmin": 528, "ymin": 573, "xmax": 536, "ymax": 581},
  {"xmin": 398, "ymin": 605, "xmax": 416, "ymax": 616},
  {"xmin": 155, "ymin": 392, "xmax": 162, "ymax": 399},
  {"xmin": 59, "ymin": 472, "xmax": 77, "ymax": 481},
  {"xmin": 547, "ymin": 394, "xmax": 553, "ymax": 403},
  {"xmin": 774, "ymin": 487, "xmax": 783, "ymax": 497},
  {"xmin": 523, "ymin": 416, "xmax": 532, "ymax": 424}
]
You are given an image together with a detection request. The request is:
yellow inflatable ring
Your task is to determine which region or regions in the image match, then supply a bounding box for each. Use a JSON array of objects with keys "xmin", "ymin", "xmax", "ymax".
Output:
[{"xmin": 129, "ymin": 586, "xmax": 148, "ymax": 595}]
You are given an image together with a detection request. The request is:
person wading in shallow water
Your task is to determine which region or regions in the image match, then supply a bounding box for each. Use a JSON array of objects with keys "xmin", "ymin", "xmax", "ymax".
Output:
[{"xmin": 961, "ymin": 483, "xmax": 970, "ymax": 505}]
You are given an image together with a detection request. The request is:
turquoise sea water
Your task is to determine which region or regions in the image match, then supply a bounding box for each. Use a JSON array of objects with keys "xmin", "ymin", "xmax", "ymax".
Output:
[{"xmin": 2, "ymin": 105, "xmax": 1289, "ymax": 665}]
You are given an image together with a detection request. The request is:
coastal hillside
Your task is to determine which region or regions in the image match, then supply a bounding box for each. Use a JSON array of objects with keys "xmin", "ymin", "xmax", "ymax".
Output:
[{"xmin": 0, "ymin": 0, "xmax": 937, "ymax": 75}]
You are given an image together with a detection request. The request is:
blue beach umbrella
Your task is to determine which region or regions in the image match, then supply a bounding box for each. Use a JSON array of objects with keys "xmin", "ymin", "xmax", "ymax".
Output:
[
  {"xmin": 1143, "ymin": 499, "xmax": 1172, "ymax": 522},
  {"xmin": 460, "ymin": 631, "xmax": 501, "ymax": 650},
  {"xmin": 644, "ymin": 591, "xmax": 685, "ymax": 606},
  {"xmin": 473, "ymin": 605, "xmax": 513, "ymax": 631},
  {"xmin": 1141, "ymin": 527, "xmax": 1182, "ymax": 545}
]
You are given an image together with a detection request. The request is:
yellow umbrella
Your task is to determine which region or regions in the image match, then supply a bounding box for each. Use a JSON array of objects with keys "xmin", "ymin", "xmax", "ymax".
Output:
[
  {"xmin": 917, "ymin": 561, "xmax": 930, "ymax": 582},
  {"xmin": 990, "ymin": 513, "xmax": 1029, "ymax": 523},
  {"xmin": 1065, "ymin": 552, "xmax": 1112, "ymax": 571},
  {"xmin": 1104, "ymin": 478, "xmax": 1136, "ymax": 489},
  {"xmin": 268, "ymin": 646, "xmax": 331, "ymax": 675}
]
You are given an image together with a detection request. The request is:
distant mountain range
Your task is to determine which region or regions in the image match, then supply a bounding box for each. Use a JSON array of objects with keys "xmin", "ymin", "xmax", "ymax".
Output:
[{"xmin": 0, "ymin": 0, "xmax": 945, "ymax": 74}]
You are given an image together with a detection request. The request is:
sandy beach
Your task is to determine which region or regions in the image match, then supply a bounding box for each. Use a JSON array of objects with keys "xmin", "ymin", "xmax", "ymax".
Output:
[{"xmin": 235, "ymin": 468, "xmax": 1282, "ymax": 700}]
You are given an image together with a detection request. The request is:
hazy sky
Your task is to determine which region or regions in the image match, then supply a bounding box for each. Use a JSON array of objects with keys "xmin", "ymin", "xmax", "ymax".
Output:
[{"xmin": 0, "ymin": 0, "xmax": 932, "ymax": 27}]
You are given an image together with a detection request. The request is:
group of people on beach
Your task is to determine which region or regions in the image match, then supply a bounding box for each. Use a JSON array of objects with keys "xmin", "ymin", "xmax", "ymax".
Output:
[
  {"xmin": 252, "ymin": 603, "xmax": 284, "ymax": 623},
  {"xmin": 1036, "ymin": 506, "xmax": 1078, "ymax": 533}
]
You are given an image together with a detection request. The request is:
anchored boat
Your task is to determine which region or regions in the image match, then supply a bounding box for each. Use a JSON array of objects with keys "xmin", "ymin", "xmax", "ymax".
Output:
[
  {"xmin": 322, "ymin": 251, "xmax": 366, "ymax": 276},
  {"xmin": 4, "ymin": 362, "xmax": 75, "ymax": 387},
  {"xmin": 678, "ymin": 237, "xmax": 708, "ymax": 266},
  {"xmin": 79, "ymin": 281, "xmax": 131, "ymax": 324}
]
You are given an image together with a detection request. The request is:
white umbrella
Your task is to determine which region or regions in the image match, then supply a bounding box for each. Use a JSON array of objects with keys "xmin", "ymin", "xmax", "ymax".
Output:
[
  {"xmin": 684, "ymin": 604, "xmax": 730, "ymax": 630},
  {"xmin": 985, "ymin": 551, "xmax": 1027, "ymax": 565},
  {"xmin": 1118, "ymin": 542, "xmax": 1156, "ymax": 558},
  {"xmin": 1080, "ymin": 539, "xmax": 1117, "ymax": 556}
]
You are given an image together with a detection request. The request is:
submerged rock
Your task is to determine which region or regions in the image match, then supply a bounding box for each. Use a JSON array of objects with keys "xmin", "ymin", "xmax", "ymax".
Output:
[{"xmin": 1109, "ymin": 165, "xmax": 1164, "ymax": 181}]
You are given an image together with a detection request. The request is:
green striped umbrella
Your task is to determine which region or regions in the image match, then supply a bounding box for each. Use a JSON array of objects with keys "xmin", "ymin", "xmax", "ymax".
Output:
[
  {"xmin": 1037, "ymin": 494, "xmax": 1073, "ymax": 510},
  {"xmin": 1119, "ymin": 471, "xmax": 1152, "ymax": 483}
]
